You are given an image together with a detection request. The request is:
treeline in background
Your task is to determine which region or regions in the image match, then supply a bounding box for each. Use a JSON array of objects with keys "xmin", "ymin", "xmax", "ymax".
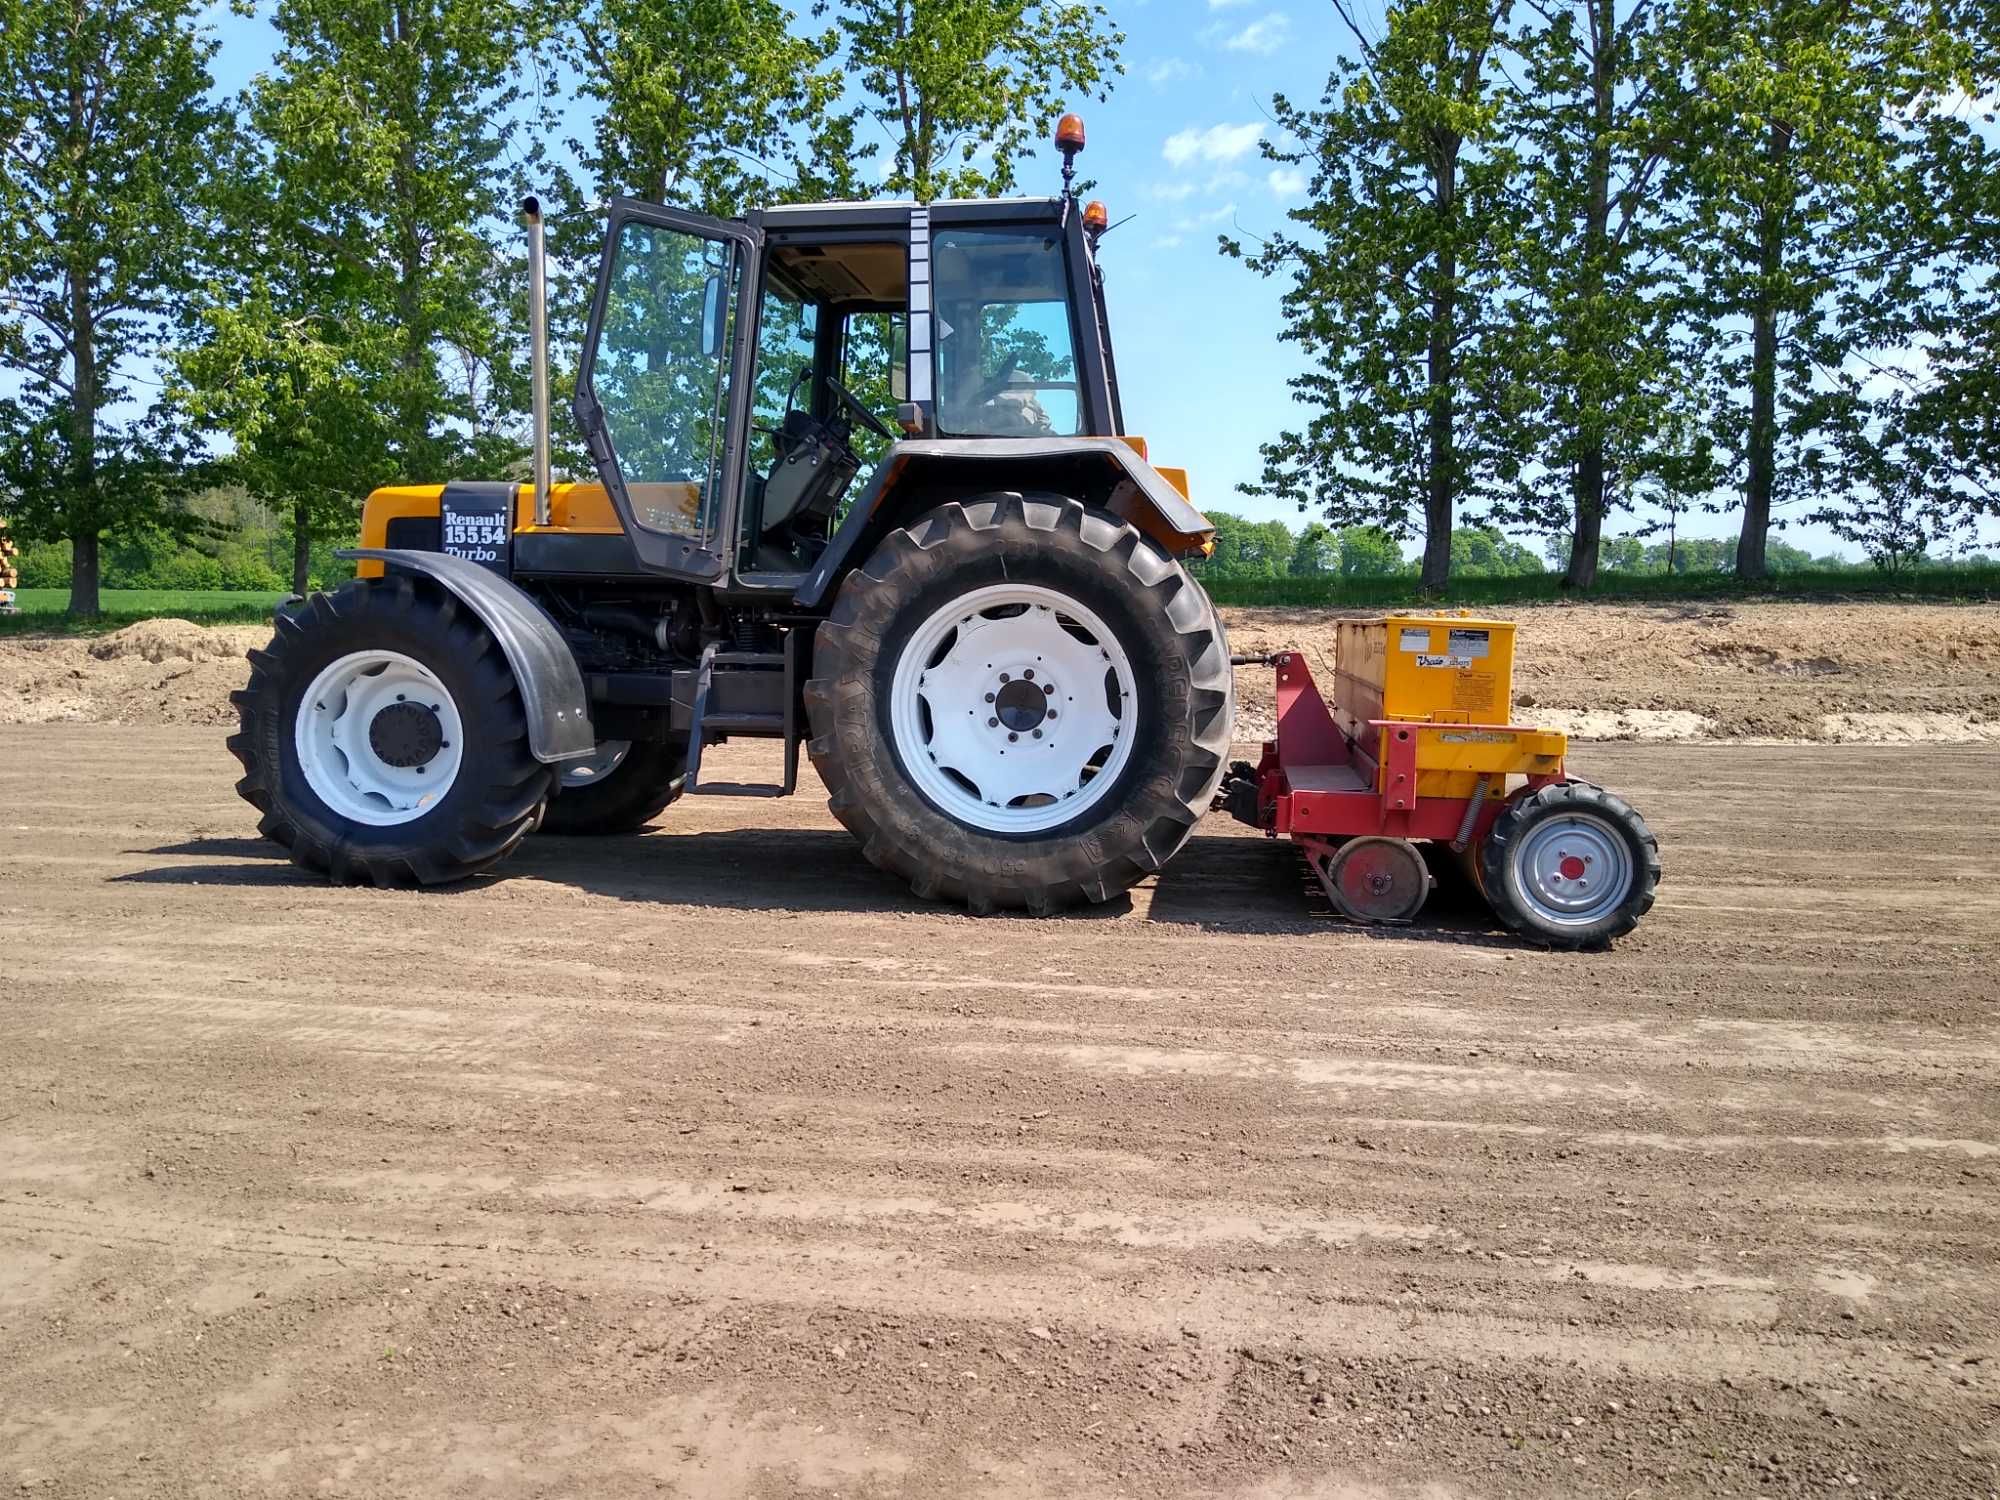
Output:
[{"xmin": 2, "ymin": 0, "xmax": 1995, "ymax": 619}]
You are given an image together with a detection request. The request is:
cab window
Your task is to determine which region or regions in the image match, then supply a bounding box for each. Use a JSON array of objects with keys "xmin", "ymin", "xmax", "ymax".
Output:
[{"xmin": 931, "ymin": 228, "xmax": 1082, "ymax": 438}]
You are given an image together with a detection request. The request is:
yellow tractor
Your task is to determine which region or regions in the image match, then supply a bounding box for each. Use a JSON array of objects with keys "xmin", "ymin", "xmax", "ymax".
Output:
[{"xmin": 229, "ymin": 120, "xmax": 1235, "ymax": 913}]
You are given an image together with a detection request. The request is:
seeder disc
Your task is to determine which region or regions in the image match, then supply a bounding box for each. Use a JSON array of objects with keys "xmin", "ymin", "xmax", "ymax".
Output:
[{"xmin": 1324, "ymin": 836, "xmax": 1433, "ymax": 923}]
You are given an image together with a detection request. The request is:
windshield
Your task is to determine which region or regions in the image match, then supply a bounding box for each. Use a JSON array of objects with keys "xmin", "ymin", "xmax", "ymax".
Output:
[{"xmin": 931, "ymin": 228, "xmax": 1082, "ymax": 438}]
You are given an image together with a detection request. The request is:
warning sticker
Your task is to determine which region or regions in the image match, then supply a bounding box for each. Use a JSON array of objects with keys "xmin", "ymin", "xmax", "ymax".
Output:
[
  {"xmin": 1399, "ymin": 627, "xmax": 1432, "ymax": 653},
  {"xmin": 1447, "ymin": 628, "xmax": 1491, "ymax": 659}
]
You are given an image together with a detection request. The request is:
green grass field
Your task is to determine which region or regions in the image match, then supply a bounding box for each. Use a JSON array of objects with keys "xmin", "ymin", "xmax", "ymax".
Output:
[
  {"xmin": 1, "ymin": 588, "xmax": 286, "ymax": 634},
  {"xmin": 4, "ymin": 566, "xmax": 1994, "ymax": 635}
]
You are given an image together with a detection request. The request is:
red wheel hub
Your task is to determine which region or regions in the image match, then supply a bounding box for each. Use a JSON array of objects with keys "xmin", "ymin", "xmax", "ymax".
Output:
[{"xmin": 1558, "ymin": 854, "xmax": 1587, "ymax": 881}]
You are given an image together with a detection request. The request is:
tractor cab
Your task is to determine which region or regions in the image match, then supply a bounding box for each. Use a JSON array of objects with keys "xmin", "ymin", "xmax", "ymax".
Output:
[{"xmin": 572, "ymin": 193, "xmax": 1128, "ymax": 590}]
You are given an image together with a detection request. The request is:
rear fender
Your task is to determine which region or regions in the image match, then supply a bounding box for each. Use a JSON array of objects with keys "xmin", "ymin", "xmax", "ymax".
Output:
[
  {"xmin": 337, "ymin": 548, "xmax": 596, "ymax": 763},
  {"xmin": 793, "ymin": 437, "xmax": 1213, "ymax": 610}
]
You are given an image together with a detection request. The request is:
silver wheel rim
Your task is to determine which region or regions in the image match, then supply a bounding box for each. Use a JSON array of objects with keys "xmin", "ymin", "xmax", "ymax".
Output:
[
  {"xmin": 562, "ymin": 740, "xmax": 632, "ymax": 788},
  {"xmin": 887, "ymin": 582, "xmax": 1139, "ymax": 835},
  {"xmin": 1511, "ymin": 811, "xmax": 1634, "ymax": 927},
  {"xmin": 294, "ymin": 650, "xmax": 465, "ymax": 827}
]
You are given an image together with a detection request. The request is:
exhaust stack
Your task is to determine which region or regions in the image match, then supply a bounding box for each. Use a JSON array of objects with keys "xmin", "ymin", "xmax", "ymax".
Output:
[{"xmin": 522, "ymin": 196, "xmax": 552, "ymax": 528}]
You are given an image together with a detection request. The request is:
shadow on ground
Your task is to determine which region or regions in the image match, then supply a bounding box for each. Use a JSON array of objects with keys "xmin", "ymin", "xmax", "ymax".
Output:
[{"xmin": 117, "ymin": 823, "xmax": 1529, "ymax": 946}]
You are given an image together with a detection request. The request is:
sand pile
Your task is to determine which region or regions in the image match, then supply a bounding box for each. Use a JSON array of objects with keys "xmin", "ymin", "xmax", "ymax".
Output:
[
  {"xmin": 1, "ymin": 620, "xmax": 268, "ymax": 727},
  {"xmin": 4, "ymin": 601, "xmax": 1996, "ymax": 743}
]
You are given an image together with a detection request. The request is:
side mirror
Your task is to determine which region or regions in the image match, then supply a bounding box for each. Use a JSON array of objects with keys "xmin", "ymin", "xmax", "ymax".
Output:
[{"xmin": 699, "ymin": 273, "xmax": 727, "ymax": 357}]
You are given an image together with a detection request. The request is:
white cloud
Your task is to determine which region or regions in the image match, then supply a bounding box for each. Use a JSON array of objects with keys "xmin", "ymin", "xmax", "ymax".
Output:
[
  {"xmin": 1145, "ymin": 57, "xmax": 1195, "ymax": 87},
  {"xmin": 1162, "ymin": 122, "xmax": 1263, "ymax": 168},
  {"xmin": 1148, "ymin": 180, "xmax": 1199, "ymax": 202},
  {"xmin": 1152, "ymin": 234, "xmax": 1186, "ymax": 250},
  {"xmin": 1224, "ymin": 13, "xmax": 1291, "ymax": 54},
  {"xmin": 1267, "ymin": 166, "xmax": 1308, "ymax": 197},
  {"xmin": 1173, "ymin": 202, "xmax": 1239, "ymax": 231},
  {"xmin": 1208, "ymin": 0, "xmax": 1257, "ymax": 8}
]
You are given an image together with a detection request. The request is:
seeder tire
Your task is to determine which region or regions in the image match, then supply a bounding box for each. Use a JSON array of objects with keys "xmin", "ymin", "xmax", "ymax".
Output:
[
  {"xmin": 228, "ymin": 576, "xmax": 553, "ymax": 886},
  {"xmin": 1479, "ymin": 781, "xmax": 1660, "ymax": 949},
  {"xmin": 805, "ymin": 492, "xmax": 1233, "ymax": 914}
]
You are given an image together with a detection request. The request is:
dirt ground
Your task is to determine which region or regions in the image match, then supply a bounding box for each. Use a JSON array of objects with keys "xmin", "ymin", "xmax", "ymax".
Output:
[
  {"xmin": 5, "ymin": 600, "xmax": 1998, "ymax": 745},
  {"xmin": 2, "ymin": 726, "xmax": 1997, "ymax": 1498}
]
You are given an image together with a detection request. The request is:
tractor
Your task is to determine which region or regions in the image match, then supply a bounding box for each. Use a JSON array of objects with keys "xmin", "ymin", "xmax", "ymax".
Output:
[{"xmin": 229, "ymin": 118, "xmax": 1236, "ymax": 914}]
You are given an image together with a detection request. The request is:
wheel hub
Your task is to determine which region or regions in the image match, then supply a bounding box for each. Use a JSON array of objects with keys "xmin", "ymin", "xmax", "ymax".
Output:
[
  {"xmin": 367, "ymin": 700, "xmax": 445, "ymax": 768},
  {"xmin": 889, "ymin": 584, "xmax": 1138, "ymax": 835},
  {"xmin": 993, "ymin": 674, "xmax": 1051, "ymax": 733},
  {"xmin": 1515, "ymin": 813, "xmax": 1633, "ymax": 925}
]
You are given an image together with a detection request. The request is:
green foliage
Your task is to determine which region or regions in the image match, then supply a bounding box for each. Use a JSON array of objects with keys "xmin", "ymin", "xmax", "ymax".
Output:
[
  {"xmin": 0, "ymin": 0, "xmax": 233, "ymax": 615},
  {"xmin": 0, "ymin": 589, "xmax": 285, "ymax": 635},
  {"xmin": 1226, "ymin": 0, "xmax": 1526, "ymax": 591},
  {"xmin": 834, "ymin": 0, "xmax": 1124, "ymax": 201},
  {"xmin": 1200, "ymin": 561, "xmax": 2000, "ymax": 607}
]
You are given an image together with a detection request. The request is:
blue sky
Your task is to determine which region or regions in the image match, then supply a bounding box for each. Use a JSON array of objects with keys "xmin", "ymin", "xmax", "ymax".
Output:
[{"xmin": 192, "ymin": 0, "xmax": 1993, "ymax": 560}]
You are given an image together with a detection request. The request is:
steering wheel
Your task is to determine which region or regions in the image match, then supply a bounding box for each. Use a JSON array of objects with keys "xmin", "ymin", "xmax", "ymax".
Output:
[{"xmin": 826, "ymin": 373, "xmax": 895, "ymax": 441}]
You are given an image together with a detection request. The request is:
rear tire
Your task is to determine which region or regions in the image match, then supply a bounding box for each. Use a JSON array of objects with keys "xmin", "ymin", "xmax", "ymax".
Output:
[
  {"xmin": 540, "ymin": 739, "xmax": 687, "ymax": 835},
  {"xmin": 1479, "ymin": 781, "xmax": 1660, "ymax": 948},
  {"xmin": 227, "ymin": 576, "xmax": 554, "ymax": 885},
  {"xmin": 805, "ymin": 493, "xmax": 1233, "ymax": 914}
]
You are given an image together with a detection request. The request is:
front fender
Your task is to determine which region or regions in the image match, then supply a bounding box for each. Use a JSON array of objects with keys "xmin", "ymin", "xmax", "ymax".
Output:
[{"xmin": 337, "ymin": 548, "xmax": 596, "ymax": 763}]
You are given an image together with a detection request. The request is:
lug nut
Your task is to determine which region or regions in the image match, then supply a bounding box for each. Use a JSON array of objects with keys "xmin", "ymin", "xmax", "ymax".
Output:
[
  {"xmin": 988, "ymin": 717, "xmax": 999, "ymax": 728},
  {"xmin": 1032, "ymin": 729, "xmax": 1042, "ymax": 739},
  {"xmin": 1047, "ymin": 711, "xmax": 1057, "ymax": 720},
  {"xmin": 1042, "ymin": 682, "xmax": 1054, "ymax": 695},
  {"xmin": 985, "ymin": 692, "xmax": 995, "ymax": 702},
  {"xmin": 1008, "ymin": 732, "xmax": 1018, "ymax": 742},
  {"xmin": 1023, "ymin": 669, "xmax": 1034, "ymax": 681},
  {"xmin": 999, "ymin": 672, "xmax": 1010, "ymax": 683}
]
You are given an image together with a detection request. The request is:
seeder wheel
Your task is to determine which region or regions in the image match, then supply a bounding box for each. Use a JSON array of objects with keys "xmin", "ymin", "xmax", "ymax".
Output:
[{"xmin": 1317, "ymin": 836, "xmax": 1432, "ymax": 923}]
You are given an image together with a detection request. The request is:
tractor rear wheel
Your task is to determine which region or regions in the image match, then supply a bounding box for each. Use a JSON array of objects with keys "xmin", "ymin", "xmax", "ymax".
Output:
[
  {"xmin": 228, "ymin": 576, "xmax": 554, "ymax": 885},
  {"xmin": 805, "ymin": 493, "xmax": 1233, "ymax": 914},
  {"xmin": 540, "ymin": 739, "xmax": 687, "ymax": 835},
  {"xmin": 1478, "ymin": 781, "xmax": 1660, "ymax": 948}
]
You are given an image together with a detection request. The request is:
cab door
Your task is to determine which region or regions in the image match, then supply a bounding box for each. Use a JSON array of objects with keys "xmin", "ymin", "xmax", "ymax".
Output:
[{"xmin": 572, "ymin": 198, "xmax": 763, "ymax": 580}]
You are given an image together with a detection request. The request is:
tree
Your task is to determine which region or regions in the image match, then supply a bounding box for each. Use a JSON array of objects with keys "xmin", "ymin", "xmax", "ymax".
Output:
[
  {"xmin": 1228, "ymin": 0, "xmax": 1526, "ymax": 591},
  {"xmin": 1340, "ymin": 524, "xmax": 1410, "ymax": 576},
  {"xmin": 1195, "ymin": 511, "xmax": 1300, "ymax": 579},
  {"xmin": 1496, "ymin": 0, "xmax": 1716, "ymax": 588},
  {"xmin": 252, "ymin": 0, "xmax": 540, "ymax": 477},
  {"xmin": 833, "ymin": 0, "xmax": 1123, "ymax": 201},
  {"xmin": 1671, "ymin": 0, "xmax": 1965, "ymax": 575},
  {"xmin": 1450, "ymin": 525, "xmax": 1545, "ymax": 574},
  {"xmin": 0, "ymin": 0, "xmax": 230, "ymax": 616},
  {"xmin": 1290, "ymin": 521, "xmax": 1338, "ymax": 574}
]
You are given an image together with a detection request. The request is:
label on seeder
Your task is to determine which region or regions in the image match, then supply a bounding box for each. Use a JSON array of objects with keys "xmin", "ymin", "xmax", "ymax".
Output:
[
  {"xmin": 1399, "ymin": 627, "xmax": 1432, "ymax": 653},
  {"xmin": 441, "ymin": 492, "xmax": 513, "ymax": 575},
  {"xmin": 1415, "ymin": 653, "xmax": 1474, "ymax": 669},
  {"xmin": 1447, "ymin": 628, "xmax": 1491, "ymax": 658}
]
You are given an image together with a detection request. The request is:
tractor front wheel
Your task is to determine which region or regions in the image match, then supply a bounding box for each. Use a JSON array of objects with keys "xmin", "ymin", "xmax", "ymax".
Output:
[
  {"xmin": 805, "ymin": 493, "xmax": 1233, "ymax": 914},
  {"xmin": 228, "ymin": 576, "xmax": 554, "ymax": 885}
]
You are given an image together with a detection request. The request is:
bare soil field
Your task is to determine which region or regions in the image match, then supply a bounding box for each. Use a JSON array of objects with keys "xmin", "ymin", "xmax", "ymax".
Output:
[
  {"xmin": 4, "ymin": 599, "xmax": 1999, "ymax": 744},
  {"xmin": 2, "ymin": 726, "xmax": 1997, "ymax": 1498}
]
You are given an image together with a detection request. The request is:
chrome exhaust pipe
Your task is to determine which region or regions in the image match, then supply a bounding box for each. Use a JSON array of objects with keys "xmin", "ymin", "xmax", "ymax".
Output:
[{"xmin": 522, "ymin": 195, "xmax": 552, "ymax": 528}]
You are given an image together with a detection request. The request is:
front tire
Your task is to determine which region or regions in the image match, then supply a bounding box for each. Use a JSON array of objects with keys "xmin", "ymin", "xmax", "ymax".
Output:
[
  {"xmin": 227, "ymin": 576, "xmax": 554, "ymax": 885},
  {"xmin": 540, "ymin": 739, "xmax": 687, "ymax": 835},
  {"xmin": 805, "ymin": 493, "xmax": 1233, "ymax": 914}
]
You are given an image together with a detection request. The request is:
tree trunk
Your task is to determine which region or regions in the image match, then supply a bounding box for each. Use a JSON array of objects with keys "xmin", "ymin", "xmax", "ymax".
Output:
[
  {"xmin": 1737, "ymin": 118, "xmax": 1792, "ymax": 579},
  {"xmin": 292, "ymin": 499, "xmax": 312, "ymax": 595},
  {"xmin": 69, "ymin": 531, "xmax": 101, "ymax": 619},
  {"xmin": 1421, "ymin": 135, "xmax": 1460, "ymax": 595},
  {"xmin": 1565, "ymin": 446, "xmax": 1606, "ymax": 590},
  {"xmin": 1564, "ymin": 0, "xmax": 1616, "ymax": 594}
]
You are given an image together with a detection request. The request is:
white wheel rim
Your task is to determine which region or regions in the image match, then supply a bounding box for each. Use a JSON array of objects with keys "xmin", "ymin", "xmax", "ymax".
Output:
[
  {"xmin": 562, "ymin": 740, "xmax": 632, "ymax": 788},
  {"xmin": 293, "ymin": 650, "xmax": 466, "ymax": 827},
  {"xmin": 888, "ymin": 582, "xmax": 1139, "ymax": 835},
  {"xmin": 1511, "ymin": 811, "xmax": 1634, "ymax": 927}
]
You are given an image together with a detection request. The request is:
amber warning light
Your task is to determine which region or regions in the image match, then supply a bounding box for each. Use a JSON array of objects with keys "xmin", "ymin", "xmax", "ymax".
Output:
[
  {"xmin": 1055, "ymin": 113, "xmax": 1086, "ymax": 154},
  {"xmin": 1083, "ymin": 199, "xmax": 1109, "ymax": 234}
]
